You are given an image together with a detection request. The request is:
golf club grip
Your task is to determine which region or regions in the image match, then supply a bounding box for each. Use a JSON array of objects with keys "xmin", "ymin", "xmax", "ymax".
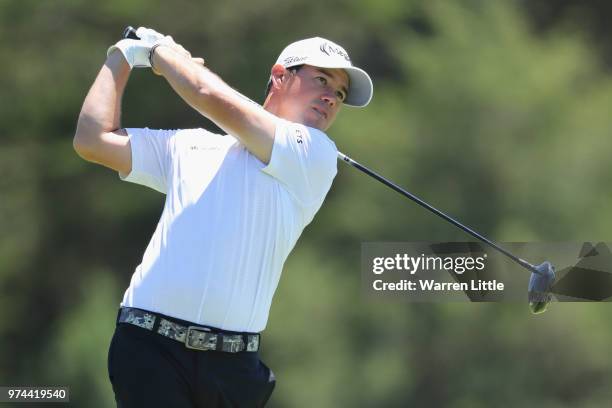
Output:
[
  {"xmin": 123, "ymin": 26, "xmax": 140, "ymax": 40},
  {"xmin": 337, "ymin": 152, "xmax": 536, "ymax": 273}
]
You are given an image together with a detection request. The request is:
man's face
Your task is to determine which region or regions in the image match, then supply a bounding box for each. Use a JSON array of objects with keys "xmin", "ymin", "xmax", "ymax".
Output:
[{"xmin": 276, "ymin": 65, "xmax": 349, "ymax": 131}]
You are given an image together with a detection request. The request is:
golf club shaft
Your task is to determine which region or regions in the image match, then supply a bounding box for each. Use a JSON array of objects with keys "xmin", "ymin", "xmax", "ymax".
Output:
[{"xmin": 338, "ymin": 152, "xmax": 537, "ymax": 274}]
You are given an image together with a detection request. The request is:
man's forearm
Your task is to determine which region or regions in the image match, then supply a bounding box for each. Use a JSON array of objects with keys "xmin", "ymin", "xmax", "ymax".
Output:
[
  {"xmin": 75, "ymin": 51, "xmax": 131, "ymax": 143},
  {"xmin": 151, "ymin": 45, "xmax": 276, "ymax": 163},
  {"xmin": 150, "ymin": 46, "xmax": 241, "ymax": 120}
]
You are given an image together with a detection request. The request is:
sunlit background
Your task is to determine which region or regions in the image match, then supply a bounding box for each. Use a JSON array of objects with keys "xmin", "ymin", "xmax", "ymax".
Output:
[{"xmin": 2, "ymin": 0, "xmax": 612, "ymax": 406}]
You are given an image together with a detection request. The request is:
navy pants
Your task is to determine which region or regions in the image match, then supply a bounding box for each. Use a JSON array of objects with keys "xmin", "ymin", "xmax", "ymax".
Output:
[{"xmin": 107, "ymin": 320, "xmax": 276, "ymax": 407}]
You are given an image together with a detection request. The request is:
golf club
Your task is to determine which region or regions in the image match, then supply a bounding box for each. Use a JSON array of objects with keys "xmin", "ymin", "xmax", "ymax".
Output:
[
  {"xmin": 120, "ymin": 25, "xmax": 555, "ymax": 313},
  {"xmin": 338, "ymin": 153, "xmax": 555, "ymax": 314}
]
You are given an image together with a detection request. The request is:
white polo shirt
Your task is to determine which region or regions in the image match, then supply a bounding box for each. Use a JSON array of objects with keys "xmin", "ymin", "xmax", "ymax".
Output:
[{"xmin": 118, "ymin": 119, "xmax": 338, "ymax": 332}]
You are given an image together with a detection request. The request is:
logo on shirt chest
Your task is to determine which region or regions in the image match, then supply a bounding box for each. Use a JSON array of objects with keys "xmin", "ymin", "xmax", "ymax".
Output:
[
  {"xmin": 295, "ymin": 129, "xmax": 304, "ymax": 144},
  {"xmin": 188, "ymin": 145, "xmax": 221, "ymax": 151}
]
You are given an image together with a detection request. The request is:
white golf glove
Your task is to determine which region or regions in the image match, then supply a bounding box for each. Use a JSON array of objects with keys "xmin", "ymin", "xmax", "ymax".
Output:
[
  {"xmin": 106, "ymin": 27, "xmax": 170, "ymax": 69},
  {"xmin": 134, "ymin": 27, "xmax": 166, "ymax": 43},
  {"xmin": 107, "ymin": 38, "xmax": 152, "ymax": 68}
]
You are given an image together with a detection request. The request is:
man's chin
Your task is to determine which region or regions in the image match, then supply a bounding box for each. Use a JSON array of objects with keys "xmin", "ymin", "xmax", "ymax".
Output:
[
  {"xmin": 301, "ymin": 118, "xmax": 329, "ymax": 131},
  {"xmin": 278, "ymin": 113, "xmax": 329, "ymax": 131}
]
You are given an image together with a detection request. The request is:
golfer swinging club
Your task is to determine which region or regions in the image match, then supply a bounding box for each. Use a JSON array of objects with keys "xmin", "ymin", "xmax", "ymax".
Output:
[{"xmin": 73, "ymin": 27, "xmax": 372, "ymax": 407}]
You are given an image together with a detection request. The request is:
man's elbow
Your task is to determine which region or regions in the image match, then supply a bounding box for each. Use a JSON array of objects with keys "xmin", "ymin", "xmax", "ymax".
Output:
[
  {"xmin": 73, "ymin": 121, "xmax": 99, "ymax": 162},
  {"xmin": 73, "ymin": 135, "xmax": 92, "ymax": 161},
  {"xmin": 73, "ymin": 112, "xmax": 105, "ymax": 160}
]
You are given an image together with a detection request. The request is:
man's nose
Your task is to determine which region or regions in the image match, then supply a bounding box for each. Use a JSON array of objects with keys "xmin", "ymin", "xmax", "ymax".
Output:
[{"xmin": 321, "ymin": 91, "xmax": 338, "ymax": 107}]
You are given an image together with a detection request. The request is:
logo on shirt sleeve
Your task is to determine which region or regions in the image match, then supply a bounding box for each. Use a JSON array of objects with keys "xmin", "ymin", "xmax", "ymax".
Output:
[{"xmin": 295, "ymin": 128, "xmax": 304, "ymax": 144}]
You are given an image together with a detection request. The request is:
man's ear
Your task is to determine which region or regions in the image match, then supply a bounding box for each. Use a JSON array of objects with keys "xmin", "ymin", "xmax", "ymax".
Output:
[{"xmin": 270, "ymin": 64, "xmax": 288, "ymax": 91}]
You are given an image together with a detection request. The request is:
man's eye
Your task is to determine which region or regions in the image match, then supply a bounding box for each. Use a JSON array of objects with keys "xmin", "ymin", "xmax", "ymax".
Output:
[{"xmin": 316, "ymin": 76, "xmax": 327, "ymax": 85}]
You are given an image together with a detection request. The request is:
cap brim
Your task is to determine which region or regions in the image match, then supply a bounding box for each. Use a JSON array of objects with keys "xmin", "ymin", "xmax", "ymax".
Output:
[{"xmin": 343, "ymin": 67, "xmax": 373, "ymax": 107}]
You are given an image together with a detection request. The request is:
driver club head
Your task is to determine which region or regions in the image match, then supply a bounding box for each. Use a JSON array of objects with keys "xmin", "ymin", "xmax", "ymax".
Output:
[{"xmin": 528, "ymin": 261, "xmax": 556, "ymax": 314}]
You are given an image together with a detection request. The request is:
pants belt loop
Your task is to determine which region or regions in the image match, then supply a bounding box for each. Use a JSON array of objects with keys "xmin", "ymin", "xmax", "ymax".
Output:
[
  {"xmin": 151, "ymin": 315, "xmax": 162, "ymax": 333},
  {"xmin": 215, "ymin": 334, "xmax": 223, "ymax": 351}
]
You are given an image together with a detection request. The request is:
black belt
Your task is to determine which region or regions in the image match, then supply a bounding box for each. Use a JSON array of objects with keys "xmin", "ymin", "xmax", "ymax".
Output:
[{"xmin": 117, "ymin": 307, "xmax": 260, "ymax": 353}]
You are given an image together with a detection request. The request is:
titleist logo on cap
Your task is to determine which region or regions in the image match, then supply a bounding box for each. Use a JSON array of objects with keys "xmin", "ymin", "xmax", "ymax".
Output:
[
  {"xmin": 319, "ymin": 42, "xmax": 351, "ymax": 62},
  {"xmin": 283, "ymin": 56, "xmax": 308, "ymax": 65}
]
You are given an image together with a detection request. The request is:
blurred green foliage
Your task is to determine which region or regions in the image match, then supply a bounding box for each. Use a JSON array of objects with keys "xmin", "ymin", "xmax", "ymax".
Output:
[{"xmin": 2, "ymin": 0, "xmax": 612, "ymax": 406}]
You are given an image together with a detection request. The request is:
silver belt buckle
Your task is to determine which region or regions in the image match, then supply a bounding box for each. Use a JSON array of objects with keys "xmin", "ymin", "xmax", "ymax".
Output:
[{"xmin": 185, "ymin": 326, "xmax": 216, "ymax": 351}]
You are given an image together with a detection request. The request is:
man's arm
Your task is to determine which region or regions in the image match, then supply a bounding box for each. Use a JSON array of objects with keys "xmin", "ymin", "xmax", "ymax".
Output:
[
  {"xmin": 73, "ymin": 50, "xmax": 132, "ymax": 175},
  {"xmin": 150, "ymin": 45, "xmax": 277, "ymax": 164}
]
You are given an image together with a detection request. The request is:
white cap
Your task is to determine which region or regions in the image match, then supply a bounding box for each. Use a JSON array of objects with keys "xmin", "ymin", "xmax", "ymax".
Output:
[{"xmin": 274, "ymin": 37, "xmax": 373, "ymax": 107}]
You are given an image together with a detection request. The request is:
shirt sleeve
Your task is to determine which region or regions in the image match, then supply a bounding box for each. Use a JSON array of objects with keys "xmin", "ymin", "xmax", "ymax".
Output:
[
  {"xmin": 262, "ymin": 120, "xmax": 338, "ymax": 207},
  {"xmin": 119, "ymin": 127, "xmax": 178, "ymax": 194}
]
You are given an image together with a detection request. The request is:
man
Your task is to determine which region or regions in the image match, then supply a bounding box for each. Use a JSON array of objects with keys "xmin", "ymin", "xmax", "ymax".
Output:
[{"xmin": 73, "ymin": 27, "xmax": 372, "ymax": 407}]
